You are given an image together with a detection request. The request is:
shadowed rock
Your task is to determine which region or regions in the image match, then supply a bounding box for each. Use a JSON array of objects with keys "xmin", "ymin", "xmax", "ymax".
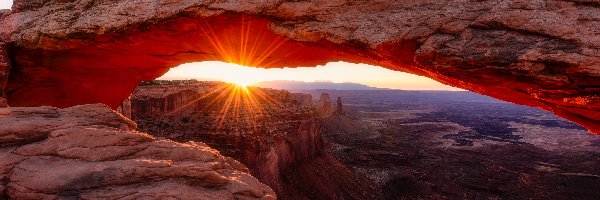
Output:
[{"xmin": 0, "ymin": 104, "xmax": 275, "ymax": 199}]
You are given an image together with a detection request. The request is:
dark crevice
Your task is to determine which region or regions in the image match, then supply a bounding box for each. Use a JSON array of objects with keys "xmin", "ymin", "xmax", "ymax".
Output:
[
  {"xmin": 538, "ymin": 60, "xmax": 575, "ymax": 76},
  {"xmin": 0, "ymin": 132, "xmax": 49, "ymax": 148},
  {"xmin": 59, "ymin": 176, "xmax": 228, "ymax": 197},
  {"xmin": 468, "ymin": 22, "xmax": 579, "ymax": 45},
  {"xmin": 563, "ymin": 0, "xmax": 600, "ymax": 7},
  {"xmin": 149, "ymin": 50, "xmax": 207, "ymax": 57}
]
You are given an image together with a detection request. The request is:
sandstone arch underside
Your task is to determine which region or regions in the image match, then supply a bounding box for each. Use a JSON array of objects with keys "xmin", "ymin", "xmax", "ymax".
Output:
[{"xmin": 0, "ymin": 0, "xmax": 598, "ymax": 134}]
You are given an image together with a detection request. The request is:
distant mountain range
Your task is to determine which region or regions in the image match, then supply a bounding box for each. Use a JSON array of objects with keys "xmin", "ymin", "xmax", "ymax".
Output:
[{"xmin": 254, "ymin": 80, "xmax": 386, "ymax": 90}]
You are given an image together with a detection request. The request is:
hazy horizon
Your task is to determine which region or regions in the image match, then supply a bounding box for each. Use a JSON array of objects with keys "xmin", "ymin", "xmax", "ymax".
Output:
[
  {"xmin": 158, "ymin": 61, "xmax": 464, "ymax": 91},
  {"xmin": 0, "ymin": 1, "xmax": 11, "ymax": 9}
]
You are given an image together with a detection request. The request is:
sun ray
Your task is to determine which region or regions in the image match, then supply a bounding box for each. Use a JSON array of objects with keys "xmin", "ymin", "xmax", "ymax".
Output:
[
  {"xmin": 164, "ymin": 16, "xmax": 289, "ymax": 134},
  {"xmin": 251, "ymin": 37, "xmax": 288, "ymax": 67},
  {"xmin": 165, "ymin": 83, "xmax": 231, "ymax": 115}
]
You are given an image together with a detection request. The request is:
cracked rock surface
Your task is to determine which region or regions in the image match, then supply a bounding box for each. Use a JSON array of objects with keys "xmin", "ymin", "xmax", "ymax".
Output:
[{"xmin": 0, "ymin": 104, "xmax": 275, "ymax": 199}]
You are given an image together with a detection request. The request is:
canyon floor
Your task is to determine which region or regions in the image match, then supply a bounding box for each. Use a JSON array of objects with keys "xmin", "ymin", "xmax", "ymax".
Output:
[{"xmin": 309, "ymin": 90, "xmax": 600, "ymax": 200}]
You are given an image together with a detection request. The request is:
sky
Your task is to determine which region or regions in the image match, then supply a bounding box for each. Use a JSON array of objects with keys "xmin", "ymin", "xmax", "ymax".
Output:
[
  {"xmin": 158, "ymin": 61, "xmax": 463, "ymax": 91},
  {"xmin": 0, "ymin": 1, "xmax": 11, "ymax": 9}
]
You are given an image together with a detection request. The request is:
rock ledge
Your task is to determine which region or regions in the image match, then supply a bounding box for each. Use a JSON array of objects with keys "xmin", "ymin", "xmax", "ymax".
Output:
[{"xmin": 0, "ymin": 104, "xmax": 275, "ymax": 199}]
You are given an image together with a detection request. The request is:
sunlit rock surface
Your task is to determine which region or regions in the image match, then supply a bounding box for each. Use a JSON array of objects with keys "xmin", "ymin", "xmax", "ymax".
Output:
[
  {"xmin": 0, "ymin": 1, "xmax": 598, "ymax": 133},
  {"xmin": 0, "ymin": 104, "xmax": 275, "ymax": 199}
]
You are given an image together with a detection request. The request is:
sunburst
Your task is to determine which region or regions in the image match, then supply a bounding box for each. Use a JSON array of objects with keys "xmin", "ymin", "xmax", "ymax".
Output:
[
  {"xmin": 198, "ymin": 15, "xmax": 292, "ymax": 68},
  {"xmin": 196, "ymin": 16, "xmax": 288, "ymax": 127},
  {"xmin": 166, "ymin": 82, "xmax": 281, "ymax": 132},
  {"xmin": 163, "ymin": 15, "xmax": 290, "ymax": 137}
]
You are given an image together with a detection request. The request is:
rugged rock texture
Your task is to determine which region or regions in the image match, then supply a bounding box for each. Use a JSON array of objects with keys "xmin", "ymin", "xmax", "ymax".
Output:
[
  {"xmin": 0, "ymin": 104, "xmax": 275, "ymax": 199},
  {"xmin": 335, "ymin": 97, "xmax": 345, "ymax": 116},
  {"xmin": 0, "ymin": 0, "xmax": 599, "ymax": 133},
  {"xmin": 130, "ymin": 81, "xmax": 211, "ymax": 116},
  {"xmin": 0, "ymin": 43, "xmax": 8, "ymax": 108},
  {"xmin": 290, "ymin": 93, "xmax": 313, "ymax": 107},
  {"xmin": 317, "ymin": 93, "xmax": 334, "ymax": 118},
  {"xmin": 115, "ymin": 94, "xmax": 132, "ymax": 119}
]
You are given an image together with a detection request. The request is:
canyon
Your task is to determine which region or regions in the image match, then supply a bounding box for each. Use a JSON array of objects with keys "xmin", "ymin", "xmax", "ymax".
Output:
[
  {"xmin": 124, "ymin": 80, "xmax": 380, "ymax": 199},
  {"xmin": 119, "ymin": 81, "xmax": 600, "ymax": 199}
]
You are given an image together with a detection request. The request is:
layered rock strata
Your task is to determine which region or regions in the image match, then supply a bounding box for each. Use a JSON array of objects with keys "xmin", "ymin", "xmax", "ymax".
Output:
[
  {"xmin": 0, "ymin": 0, "xmax": 598, "ymax": 133},
  {"xmin": 291, "ymin": 93, "xmax": 313, "ymax": 107},
  {"xmin": 0, "ymin": 104, "xmax": 275, "ymax": 199}
]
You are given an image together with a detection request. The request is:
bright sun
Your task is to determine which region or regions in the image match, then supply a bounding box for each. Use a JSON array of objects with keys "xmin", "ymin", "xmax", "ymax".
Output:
[
  {"xmin": 230, "ymin": 80, "xmax": 251, "ymax": 87},
  {"xmin": 223, "ymin": 68, "xmax": 260, "ymax": 87}
]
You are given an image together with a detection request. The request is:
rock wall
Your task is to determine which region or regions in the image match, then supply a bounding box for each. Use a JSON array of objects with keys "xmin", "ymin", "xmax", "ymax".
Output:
[
  {"xmin": 129, "ymin": 81, "xmax": 222, "ymax": 117},
  {"xmin": 0, "ymin": 104, "xmax": 275, "ymax": 199},
  {"xmin": 0, "ymin": 43, "xmax": 8, "ymax": 108},
  {"xmin": 131, "ymin": 90, "xmax": 200, "ymax": 117},
  {"xmin": 0, "ymin": 1, "xmax": 598, "ymax": 133},
  {"xmin": 291, "ymin": 93, "xmax": 313, "ymax": 107},
  {"xmin": 317, "ymin": 93, "xmax": 334, "ymax": 118},
  {"xmin": 115, "ymin": 94, "xmax": 132, "ymax": 119},
  {"xmin": 335, "ymin": 97, "xmax": 345, "ymax": 116}
]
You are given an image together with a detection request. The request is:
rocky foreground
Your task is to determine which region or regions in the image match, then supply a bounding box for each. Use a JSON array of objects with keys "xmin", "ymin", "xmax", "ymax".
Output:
[{"xmin": 0, "ymin": 104, "xmax": 275, "ymax": 199}]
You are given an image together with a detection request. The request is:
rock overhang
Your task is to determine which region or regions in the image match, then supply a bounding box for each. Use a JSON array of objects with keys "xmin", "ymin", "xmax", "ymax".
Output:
[{"xmin": 0, "ymin": 0, "xmax": 598, "ymax": 134}]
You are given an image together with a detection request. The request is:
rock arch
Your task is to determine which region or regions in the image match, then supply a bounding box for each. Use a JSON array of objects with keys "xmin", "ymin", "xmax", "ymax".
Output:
[{"xmin": 0, "ymin": 0, "xmax": 598, "ymax": 134}]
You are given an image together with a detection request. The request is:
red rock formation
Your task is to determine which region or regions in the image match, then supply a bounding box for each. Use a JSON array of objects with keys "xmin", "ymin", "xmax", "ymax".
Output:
[
  {"xmin": 116, "ymin": 94, "xmax": 132, "ymax": 119},
  {"xmin": 317, "ymin": 93, "xmax": 334, "ymax": 118},
  {"xmin": 335, "ymin": 97, "xmax": 345, "ymax": 116},
  {"xmin": 130, "ymin": 85, "xmax": 206, "ymax": 116},
  {"xmin": 291, "ymin": 93, "xmax": 313, "ymax": 107},
  {"xmin": 0, "ymin": 104, "xmax": 275, "ymax": 199},
  {"xmin": 0, "ymin": 43, "xmax": 8, "ymax": 108},
  {"xmin": 0, "ymin": 1, "xmax": 598, "ymax": 134}
]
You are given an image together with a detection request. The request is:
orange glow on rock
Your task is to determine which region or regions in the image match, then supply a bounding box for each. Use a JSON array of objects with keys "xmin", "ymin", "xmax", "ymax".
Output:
[
  {"xmin": 7, "ymin": 14, "xmax": 355, "ymax": 108},
  {"xmin": 5, "ymin": 13, "xmax": 600, "ymax": 134}
]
